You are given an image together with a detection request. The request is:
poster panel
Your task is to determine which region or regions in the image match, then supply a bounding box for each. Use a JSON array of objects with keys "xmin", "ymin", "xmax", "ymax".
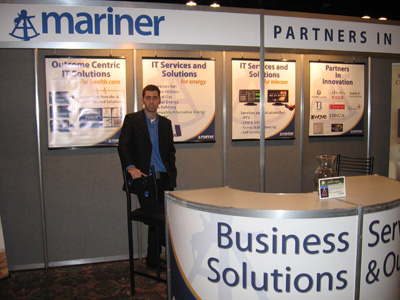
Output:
[
  {"xmin": 360, "ymin": 205, "xmax": 400, "ymax": 300},
  {"xmin": 142, "ymin": 58, "xmax": 215, "ymax": 142},
  {"xmin": 309, "ymin": 62, "xmax": 364, "ymax": 136},
  {"xmin": 232, "ymin": 60, "xmax": 296, "ymax": 140},
  {"xmin": 168, "ymin": 201, "xmax": 358, "ymax": 299},
  {"xmin": 45, "ymin": 57, "xmax": 126, "ymax": 148},
  {"xmin": 389, "ymin": 64, "xmax": 400, "ymax": 180}
]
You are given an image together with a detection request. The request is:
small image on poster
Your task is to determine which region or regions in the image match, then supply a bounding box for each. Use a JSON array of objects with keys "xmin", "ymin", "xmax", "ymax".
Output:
[
  {"xmin": 45, "ymin": 57, "xmax": 126, "ymax": 148},
  {"xmin": 142, "ymin": 58, "xmax": 215, "ymax": 142},
  {"xmin": 309, "ymin": 62, "xmax": 365, "ymax": 136},
  {"xmin": 232, "ymin": 60, "xmax": 296, "ymax": 140}
]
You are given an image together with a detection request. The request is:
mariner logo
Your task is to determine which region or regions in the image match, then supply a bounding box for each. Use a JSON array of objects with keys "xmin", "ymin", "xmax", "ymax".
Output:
[
  {"xmin": 10, "ymin": 10, "xmax": 40, "ymax": 41},
  {"xmin": 8, "ymin": 7, "xmax": 165, "ymax": 41}
]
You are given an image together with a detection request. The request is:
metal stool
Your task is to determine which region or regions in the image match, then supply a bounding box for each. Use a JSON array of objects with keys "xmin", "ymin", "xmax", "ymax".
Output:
[{"xmin": 122, "ymin": 167, "xmax": 166, "ymax": 296}]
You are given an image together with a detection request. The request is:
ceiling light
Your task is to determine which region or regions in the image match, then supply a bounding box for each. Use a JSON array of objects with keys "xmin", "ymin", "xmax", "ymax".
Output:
[
  {"xmin": 378, "ymin": 17, "xmax": 387, "ymax": 21},
  {"xmin": 362, "ymin": 15, "xmax": 371, "ymax": 19},
  {"xmin": 186, "ymin": 1, "xmax": 197, "ymax": 6},
  {"xmin": 210, "ymin": 2, "xmax": 220, "ymax": 8}
]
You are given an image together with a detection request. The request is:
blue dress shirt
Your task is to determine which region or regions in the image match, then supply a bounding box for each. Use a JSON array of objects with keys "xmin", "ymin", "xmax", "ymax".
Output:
[{"xmin": 145, "ymin": 114, "xmax": 167, "ymax": 174}]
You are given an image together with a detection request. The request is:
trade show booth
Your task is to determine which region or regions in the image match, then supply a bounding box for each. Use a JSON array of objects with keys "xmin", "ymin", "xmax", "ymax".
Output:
[{"xmin": 0, "ymin": 0, "xmax": 399, "ymax": 278}]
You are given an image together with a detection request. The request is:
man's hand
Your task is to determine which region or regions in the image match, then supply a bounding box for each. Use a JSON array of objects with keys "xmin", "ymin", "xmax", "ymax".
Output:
[{"xmin": 128, "ymin": 166, "xmax": 148, "ymax": 179}]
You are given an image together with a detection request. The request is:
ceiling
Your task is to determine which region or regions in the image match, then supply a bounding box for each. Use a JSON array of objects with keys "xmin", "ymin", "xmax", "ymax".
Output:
[{"xmin": 121, "ymin": 0, "xmax": 400, "ymax": 22}]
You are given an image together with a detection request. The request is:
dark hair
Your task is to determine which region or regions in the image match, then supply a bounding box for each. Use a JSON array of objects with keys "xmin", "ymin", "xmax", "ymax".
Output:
[{"xmin": 142, "ymin": 84, "xmax": 160, "ymax": 97}]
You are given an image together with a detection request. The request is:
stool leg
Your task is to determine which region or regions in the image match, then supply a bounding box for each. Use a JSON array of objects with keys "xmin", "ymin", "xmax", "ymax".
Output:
[
  {"xmin": 128, "ymin": 220, "xmax": 135, "ymax": 295},
  {"xmin": 156, "ymin": 224, "xmax": 161, "ymax": 281}
]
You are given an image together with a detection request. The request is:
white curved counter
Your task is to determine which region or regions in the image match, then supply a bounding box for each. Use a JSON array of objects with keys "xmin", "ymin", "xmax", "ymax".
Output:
[{"xmin": 166, "ymin": 175, "xmax": 400, "ymax": 300}]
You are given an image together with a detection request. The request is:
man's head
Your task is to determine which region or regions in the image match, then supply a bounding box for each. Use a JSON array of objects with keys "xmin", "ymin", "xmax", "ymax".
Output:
[
  {"xmin": 142, "ymin": 84, "xmax": 161, "ymax": 116},
  {"xmin": 142, "ymin": 84, "xmax": 160, "ymax": 98}
]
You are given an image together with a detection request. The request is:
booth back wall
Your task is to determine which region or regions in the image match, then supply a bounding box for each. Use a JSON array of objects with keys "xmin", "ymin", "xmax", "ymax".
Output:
[
  {"xmin": 0, "ymin": 49, "xmax": 45, "ymax": 267},
  {"xmin": 0, "ymin": 48, "xmax": 395, "ymax": 269},
  {"xmin": 37, "ymin": 49, "xmax": 131, "ymax": 266},
  {"xmin": 370, "ymin": 58, "xmax": 393, "ymax": 172}
]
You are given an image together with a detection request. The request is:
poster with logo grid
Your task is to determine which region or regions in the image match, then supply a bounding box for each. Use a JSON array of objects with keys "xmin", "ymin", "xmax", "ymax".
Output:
[{"xmin": 309, "ymin": 62, "xmax": 365, "ymax": 136}]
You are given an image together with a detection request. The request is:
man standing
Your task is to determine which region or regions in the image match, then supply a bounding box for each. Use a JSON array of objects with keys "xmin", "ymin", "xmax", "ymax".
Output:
[{"xmin": 118, "ymin": 84, "xmax": 177, "ymax": 268}]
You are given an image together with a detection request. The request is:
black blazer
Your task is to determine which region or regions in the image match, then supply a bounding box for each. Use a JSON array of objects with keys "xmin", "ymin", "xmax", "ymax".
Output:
[{"xmin": 118, "ymin": 109, "xmax": 177, "ymax": 189}]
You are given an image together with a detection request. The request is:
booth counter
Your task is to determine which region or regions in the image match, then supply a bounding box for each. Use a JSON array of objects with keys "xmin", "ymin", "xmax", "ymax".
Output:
[{"xmin": 166, "ymin": 175, "xmax": 400, "ymax": 300}]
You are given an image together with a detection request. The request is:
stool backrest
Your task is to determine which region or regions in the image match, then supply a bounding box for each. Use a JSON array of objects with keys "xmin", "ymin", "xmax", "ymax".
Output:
[{"xmin": 336, "ymin": 154, "xmax": 374, "ymax": 176}]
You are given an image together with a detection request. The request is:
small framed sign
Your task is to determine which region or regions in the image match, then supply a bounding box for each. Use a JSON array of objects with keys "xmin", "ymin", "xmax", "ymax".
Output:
[{"xmin": 318, "ymin": 176, "xmax": 346, "ymax": 199}]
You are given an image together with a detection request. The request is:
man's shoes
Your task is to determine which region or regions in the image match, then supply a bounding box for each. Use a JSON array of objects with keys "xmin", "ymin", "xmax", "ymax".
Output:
[
  {"xmin": 146, "ymin": 258, "xmax": 166, "ymax": 269},
  {"xmin": 146, "ymin": 259, "xmax": 157, "ymax": 268}
]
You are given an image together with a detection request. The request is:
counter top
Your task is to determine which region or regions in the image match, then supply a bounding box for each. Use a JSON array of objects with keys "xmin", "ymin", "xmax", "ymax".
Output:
[
  {"xmin": 336, "ymin": 175, "xmax": 400, "ymax": 207},
  {"xmin": 168, "ymin": 175, "xmax": 400, "ymax": 215}
]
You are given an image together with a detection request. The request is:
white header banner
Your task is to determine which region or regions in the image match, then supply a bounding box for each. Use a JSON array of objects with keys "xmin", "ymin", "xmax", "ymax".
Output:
[
  {"xmin": 265, "ymin": 15, "xmax": 400, "ymax": 54},
  {"xmin": 0, "ymin": 3, "xmax": 258, "ymax": 47},
  {"xmin": 0, "ymin": 2, "xmax": 399, "ymax": 54}
]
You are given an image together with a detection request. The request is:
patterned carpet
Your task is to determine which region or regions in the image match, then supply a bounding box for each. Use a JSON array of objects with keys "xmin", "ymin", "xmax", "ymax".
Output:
[{"xmin": 0, "ymin": 259, "xmax": 167, "ymax": 300}]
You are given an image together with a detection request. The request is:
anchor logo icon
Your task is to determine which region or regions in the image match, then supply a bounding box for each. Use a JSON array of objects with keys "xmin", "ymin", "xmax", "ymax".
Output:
[{"xmin": 9, "ymin": 9, "xmax": 40, "ymax": 41}]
